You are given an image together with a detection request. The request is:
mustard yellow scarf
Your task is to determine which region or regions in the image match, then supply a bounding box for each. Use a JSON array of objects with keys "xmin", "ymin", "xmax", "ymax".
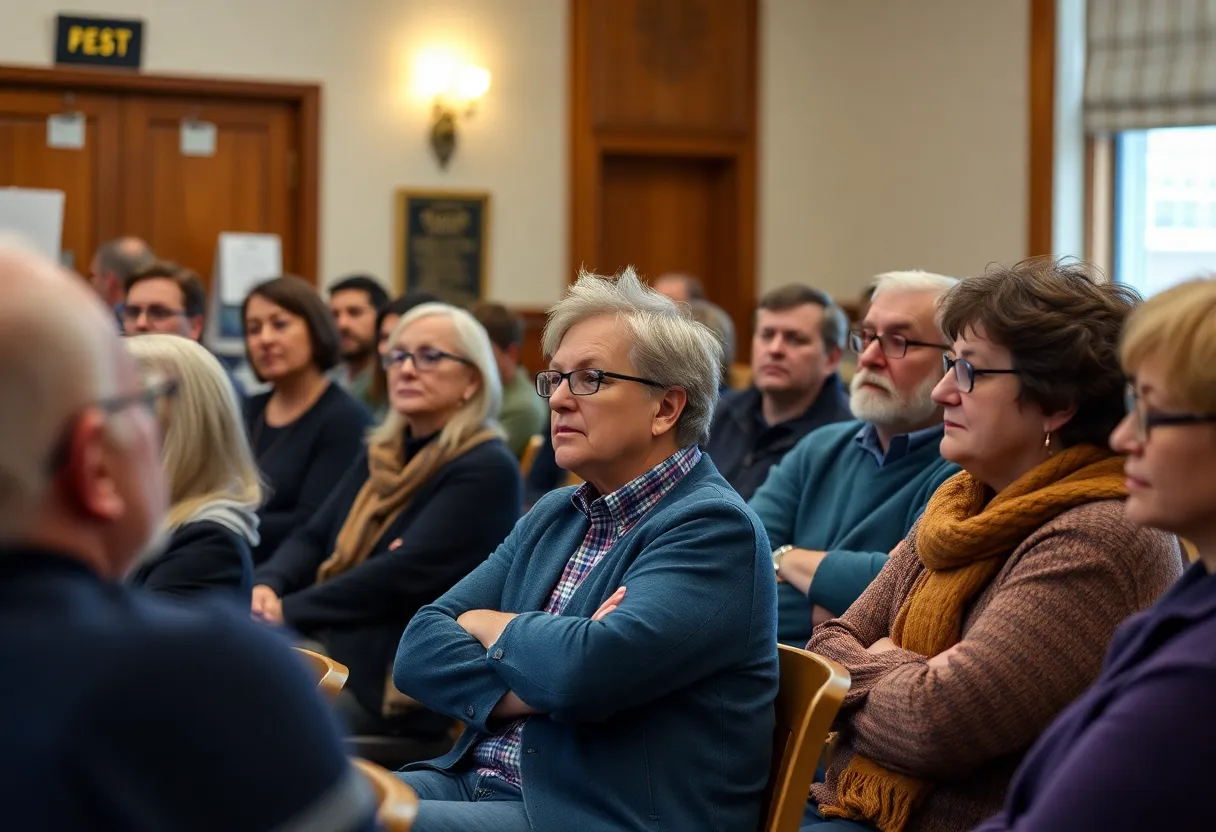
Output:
[
  {"xmin": 316, "ymin": 427, "xmax": 498, "ymax": 584},
  {"xmin": 820, "ymin": 443, "xmax": 1127, "ymax": 831}
]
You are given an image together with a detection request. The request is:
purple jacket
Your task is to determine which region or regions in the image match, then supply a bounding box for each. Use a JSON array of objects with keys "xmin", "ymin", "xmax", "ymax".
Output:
[{"xmin": 976, "ymin": 560, "xmax": 1216, "ymax": 831}]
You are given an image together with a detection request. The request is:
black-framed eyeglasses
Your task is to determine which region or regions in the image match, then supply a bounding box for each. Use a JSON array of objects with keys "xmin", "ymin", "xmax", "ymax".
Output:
[
  {"xmin": 848, "ymin": 329, "xmax": 949, "ymax": 359},
  {"xmin": 46, "ymin": 378, "xmax": 180, "ymax": 472},
  {"xmin": 1125, "ymin": 383, "xmax": 1216, "ymax": 443},
  {"xmin": 942, "ymin": 354, "xmax": 1019, "ymax": 394},
  {"xmin": 121, "ymin": 304, "xmax": 188, "ymax": 323},
  {"xmin": 382, "ymin": 346, "xmax": 475, "ymax": 372},
  {"xmin": 535, "ymin": 369, "xmax": 668, "ymax": 398}
]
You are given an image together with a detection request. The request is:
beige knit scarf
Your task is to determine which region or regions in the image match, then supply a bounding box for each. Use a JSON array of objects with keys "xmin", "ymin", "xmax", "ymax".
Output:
[{"xmin": 820, "ymin": 443, "xmax": 1127, "ymax": 832}]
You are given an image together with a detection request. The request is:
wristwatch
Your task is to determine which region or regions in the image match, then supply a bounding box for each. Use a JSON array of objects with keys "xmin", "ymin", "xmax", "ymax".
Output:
[{"xmin": 771, "ymin": 544, "xmax": 795, "ymax": 574}]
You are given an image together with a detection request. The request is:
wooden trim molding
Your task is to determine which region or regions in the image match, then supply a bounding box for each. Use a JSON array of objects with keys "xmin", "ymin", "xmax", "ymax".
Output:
[
  {"xmin": 1028, "ymin": 0, "xmax": 1057, "ymax": 256},
  {"xmin": 0, "ymin": 64, "xmax": 322, "ymax": 284}
]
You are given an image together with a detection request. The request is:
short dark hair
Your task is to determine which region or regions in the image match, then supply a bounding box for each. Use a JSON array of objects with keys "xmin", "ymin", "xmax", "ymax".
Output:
[
  {"xmin": 242, "ymin": 276, "xmax": 340, "ymax": 376},
  {"xmin": 938, "ymin": 257, "xmax": 1141, "ymax": 449},
  {"xmin": 95, "ymin": 237, "xmax": 155, "ymax": 282},
  {"xmin": 330, "ymin": 274, "xmax": 389, "ymax": 310},
  {"xmin": 125, "ymin": 261, "xmax": 207, "ymax": 319},
  {"xmin": 757, "ymin": 284, "xmax": 848, "ymax": 351},
  {"xmin": 469, "ymin": 301, "xmax": 524, "ymax": 351}
]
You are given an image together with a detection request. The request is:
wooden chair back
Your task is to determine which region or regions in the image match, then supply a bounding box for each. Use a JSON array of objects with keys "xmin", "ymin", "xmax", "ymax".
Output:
[
  {"xmin": 760, "ymin": 645, "xmax": 851, "ymax": 832},
  {"xmin": 352, "ymin": 757, "xmax": 418, "ymax": 832},
  {"xmin": 519, "ymin": 434, "xmax": 544, "ymax": 477},
  {"xmin": 294, "ymin": 647, "xmax": 349, "ymax": 705}
]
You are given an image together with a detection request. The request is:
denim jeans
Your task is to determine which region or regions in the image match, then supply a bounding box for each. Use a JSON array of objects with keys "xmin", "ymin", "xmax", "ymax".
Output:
[{"xmin": 395, "ymin": 768, "xmax": 531, "ymax": 832}]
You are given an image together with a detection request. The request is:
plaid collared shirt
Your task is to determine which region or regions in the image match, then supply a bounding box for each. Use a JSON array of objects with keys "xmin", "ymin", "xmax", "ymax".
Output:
[{"xmin": 471, "ymin": 444, "xmax": 702, "ymax": 788}]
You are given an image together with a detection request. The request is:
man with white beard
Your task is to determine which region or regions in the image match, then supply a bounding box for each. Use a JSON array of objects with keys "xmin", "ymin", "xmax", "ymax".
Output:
[{"xmin": 747, "ymin": 271, "xmax": 962, "ymax": 646}]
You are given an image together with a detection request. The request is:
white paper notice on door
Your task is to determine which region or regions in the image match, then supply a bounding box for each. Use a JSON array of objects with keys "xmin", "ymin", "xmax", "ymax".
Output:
[
  {"xmin": 180, "ymin": 120, "xmax": 217, "ymax": 157},
  {"xmin": 47, "ymin": 113, "xmax": 85, "ymax": 150},
  {"xmin": 0, "ymin": 188, "xmax": 65, "ymax": 261},
  {"xmin": 216, "ymin": 232, "xmax": 282, "ymax": 305}
]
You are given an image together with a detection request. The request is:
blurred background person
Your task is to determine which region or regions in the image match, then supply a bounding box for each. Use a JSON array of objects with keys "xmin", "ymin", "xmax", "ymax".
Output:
[
  {"xmin": 243, "ymin": 276, "xmax": 371, "ymax": 563},
  {"xmin": 124, "ymin": 334, "xmax": 262, "ymax": 603},
  {"xmin": 687, "ymin": 298, "xmax": 737, "ymax": 393},
  {"xmin": 470, "ymin": 301, "xmax": 548, "ymax": 458},
  {"xmin": 652, "ymin": 271, "xmax": 705, "ymax": 304},
  {"xmin": 252, "ymin": 302, "xmax": 521, "ymax": 747},
  {"xmin": 88, "ymin": 236, "xmax": 154, "ymax": 325},
  {"xmin": 329, "ymin": 274, "xmax": 389, "ymax": 410}
]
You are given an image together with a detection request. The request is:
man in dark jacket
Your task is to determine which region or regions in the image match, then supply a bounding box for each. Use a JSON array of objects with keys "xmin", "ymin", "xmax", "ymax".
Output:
[
  {"xmin": 705, "ymin": 283, "xmax": 852, "ymax": 500},
  {"xmin": 0, "ymin": 241, "xmax": 376, "ymax": 832}
]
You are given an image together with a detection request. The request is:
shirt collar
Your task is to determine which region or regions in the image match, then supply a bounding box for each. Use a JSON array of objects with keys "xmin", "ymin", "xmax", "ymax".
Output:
[
  {"xmin": 572, "ymin": 445, "xmax": 702, "ymax": 535},
  {"xmin": 854, "ymin": 421, "xmax": 944, "ymax": 468}
]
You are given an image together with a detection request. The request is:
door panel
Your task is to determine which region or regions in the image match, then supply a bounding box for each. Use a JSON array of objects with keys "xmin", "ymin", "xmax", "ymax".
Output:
[
  {"xmin": 122, "ymin": 97, "xmax": 296, "ymax": 289},
  {"xmin": 0, "ymin": 90, "xmax": 120, "ymax": 271}
]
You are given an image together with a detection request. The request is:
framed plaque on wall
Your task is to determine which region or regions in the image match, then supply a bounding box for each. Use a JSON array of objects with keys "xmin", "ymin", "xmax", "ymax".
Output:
[{"xmin": 394, "ymin": 189, "xmax": 490, "ymax": 306}]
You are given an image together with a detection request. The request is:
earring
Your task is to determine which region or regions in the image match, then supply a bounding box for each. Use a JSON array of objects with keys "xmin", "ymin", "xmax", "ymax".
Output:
[{"xmin": 1044, "ymin": 431, "xmax": 1052, "ymax": 455}]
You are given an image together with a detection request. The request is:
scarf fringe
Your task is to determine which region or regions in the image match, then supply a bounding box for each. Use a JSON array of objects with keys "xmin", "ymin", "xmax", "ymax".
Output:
[{"xmin": 821, "ymin": 758, "xmax": 925, "ymax": 832}]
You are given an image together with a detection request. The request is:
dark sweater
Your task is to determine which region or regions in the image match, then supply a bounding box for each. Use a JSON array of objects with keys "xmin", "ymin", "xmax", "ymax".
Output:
[
  {"xmin": 976, "ymin": 560, "xmax": 1216, "ymax": 832},
  {"xmin": 0, "ymin": 548, "xmax": 375, "ymax": 832},
  {"xmin": 127, "ymin": 520, "xmax": 253, "ymax": 605},
  {"xmin": 244, "ymin": 383, "xmax": 371, "ymax": 564},
  {"xmin": 704, "ymin": 376, "xmax": 852, "ymax": 501},
  {"xmin": 256, "ymin": 435, "xmax": 522, "ymax": 717}
]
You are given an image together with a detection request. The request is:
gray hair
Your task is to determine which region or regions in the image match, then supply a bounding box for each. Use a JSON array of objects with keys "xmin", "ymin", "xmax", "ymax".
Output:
[
  {"xmin": 371, "ymin": 302, "xmax": 503, "ymax": 452},
  {"xmin": 870, "ymin": 269, "xmax": 959, "ymax": 300},
  {"xmin": 687, "ymin": 299, "xmax": 736, "ymax": 382},
  {"xmin": 543, "ymin": 267, "xmax": 722, "ymax": 447}
]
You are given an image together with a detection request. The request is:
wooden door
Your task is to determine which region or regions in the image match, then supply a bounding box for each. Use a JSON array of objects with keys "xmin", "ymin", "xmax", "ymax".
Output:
[
  {"xmin": 0, "ymin": 89, "xmax": 121, "ymax": 271},
  {"xmin": 121, "ymin": 97, "xmax": 297, "ymax": 289}
]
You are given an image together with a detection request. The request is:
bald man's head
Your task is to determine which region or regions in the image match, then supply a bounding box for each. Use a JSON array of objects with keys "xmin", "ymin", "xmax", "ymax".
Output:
[
  {"xmin": 0, "ymin": 239, "xmax": 166, "ymax": 570},
  {"xmin": 90, "ymin": 237, "xmax": 154, "ymax": 307}
]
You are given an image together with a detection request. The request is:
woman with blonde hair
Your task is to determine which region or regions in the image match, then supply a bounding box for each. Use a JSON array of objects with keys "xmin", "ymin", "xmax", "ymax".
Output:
[
  {"xmin": 975, "ymin": 277, "xmax": 1216, "ymax": 831},
  {"xmin": 252, "ymin": 302, "xmax": 521, "ymax": 741},
  {"xmin": 124, "ymin": 334, "xmax": 262, "ymax": 602}
]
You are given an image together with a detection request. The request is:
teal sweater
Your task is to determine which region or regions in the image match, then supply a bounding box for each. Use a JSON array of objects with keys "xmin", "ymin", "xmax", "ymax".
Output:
[{"xmin": 748, "ymin": 420, "xmax": 959, "ymax": 645}]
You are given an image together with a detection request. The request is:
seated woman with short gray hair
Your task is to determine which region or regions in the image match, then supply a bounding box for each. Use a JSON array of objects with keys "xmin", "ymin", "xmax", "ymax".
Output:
[{"xmin": 391, "ymin": 267, "xmax": 778, "ymax": 832}]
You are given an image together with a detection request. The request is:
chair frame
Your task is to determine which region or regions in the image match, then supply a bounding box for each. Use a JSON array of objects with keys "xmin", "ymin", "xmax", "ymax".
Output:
[
  {"xmin": 294, "ymin": 647, "xmax": 350, "ymax": 705},
  {"xmin": 352, "ymin": 757, "xmax": 419, "ymax": 832}
]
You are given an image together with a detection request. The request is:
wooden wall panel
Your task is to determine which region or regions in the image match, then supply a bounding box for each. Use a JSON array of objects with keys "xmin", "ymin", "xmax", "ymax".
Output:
[{"xmin": 586, "ymin": 0, "xmax": 752, "ymax": 135}]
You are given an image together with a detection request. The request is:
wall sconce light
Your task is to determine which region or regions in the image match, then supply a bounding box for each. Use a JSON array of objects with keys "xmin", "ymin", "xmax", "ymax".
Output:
[{"xmin": 416, "ymin": 52, "xmax": 491, "ymax": 168}]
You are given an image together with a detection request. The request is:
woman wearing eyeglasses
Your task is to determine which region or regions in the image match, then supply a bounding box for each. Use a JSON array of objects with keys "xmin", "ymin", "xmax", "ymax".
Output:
[
  {"xmin": 801, "ymin": 258, "xmax": 1183, "ymax": 832},
  {"xmin": 252, "ymin": 302, "xmax": 521, "ymax": 744},
  {"xmin": 973, "ymin": 277, "xmax": 1216, "ymax": 831},
  {"xmin": 123, "ymin": 334, "xmax": 261, "ymax": 603}
]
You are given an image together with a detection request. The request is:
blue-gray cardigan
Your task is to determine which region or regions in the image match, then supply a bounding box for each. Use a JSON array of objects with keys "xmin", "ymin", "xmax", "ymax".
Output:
[{"xmin": 394, "ymin": 454, "xmax": 778, "ymax": 832}]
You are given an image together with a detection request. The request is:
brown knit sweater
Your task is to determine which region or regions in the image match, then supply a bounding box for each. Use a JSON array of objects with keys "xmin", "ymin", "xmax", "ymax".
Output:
[{"xmin": 808, "ymin": 499, "xmax": 1182, "ymax": 832}]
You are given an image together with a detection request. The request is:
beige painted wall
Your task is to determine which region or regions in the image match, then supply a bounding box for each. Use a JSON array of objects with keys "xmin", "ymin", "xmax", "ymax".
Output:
[
  {"xmin": 0, "ymin": 0, "xmax": 1028, "ymax": 306},
  {"xmin": 759, "ymin": 0, "xmax": 1030, "ymax": 300}
]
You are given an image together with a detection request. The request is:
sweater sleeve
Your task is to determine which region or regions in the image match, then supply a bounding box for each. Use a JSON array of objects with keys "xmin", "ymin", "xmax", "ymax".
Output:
[
  {"xmin": 140, "ymin": 524, "xmax": 249, "ymax": 601},
  {"xmin": 488, "ymin": 500, "xmax": 770, "ymax": 724},
  {"xmin": 974, "ymin": 666, "xmax": 1216, "ymax": 831},
  {"xmin": 255, "ymin": 454, "xmax": 368, "ymax": 597},
  {"xmin": 257, "ymin": 397, "xmax": 370, "ymax": 557},
  {"xmin": 847, "ymin": 521, "xmax": 1163, "ymax": 779},
  {"xmin": 747, "ymin": 434, "xmax": 812, "ymax": 547},
  {"xmin": 807, "ymin": 549, "xmax": 891, "ymax": 614},
  {"xmin": 78, "ymin": 612, "xmax": 377, "ymax": 832},
  {"xmin": 807, "ymin": 536, "xmax": 925, "ymax": 710},
  {"xmin": 281, "ymin": 454, "xmax": 521, "ymax": 630}
]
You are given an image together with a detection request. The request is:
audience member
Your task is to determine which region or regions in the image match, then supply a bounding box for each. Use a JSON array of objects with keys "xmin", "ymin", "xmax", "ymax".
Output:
[
  {"xmin": 0, "ymin": 240, "xmax": 375, "ymax": 831},
  {"xmin": 470, "ymin": 301, "xmax": 548, "ymax": 458},
  {"xmin": 392, "ymin": 268, "xmax": 777, "ymax": 832},
  {"xmin": 89, "ymin": 236, "xmax": 155, "ymax": 322},
  {"xmin": 803, "ymin": 259, "xmax": 1182, "ymax": 832},
  {"xmin": 253, "ymin": 303, "xmax": 521, "ymax": 744},
  {"xmin": 367, "ymin": 291, "xmax": 442, "ymax": 420},
  {"xmin": 652, "ymin": 271, "xmax": 705, "ymax": 303},
  {"xmin": 122, "ymin": 261, "xmax": 206, "ymax": 340},
  {"xmin": 706, "ymin": 284, "xmax": 852, "ymax": 500},
  {"xmin": 329, "ymin": 274, "xmax": 390, "ymax": 409},
  {"xmin": 751, "ymin": 271, "xmax": 960, "ymax": 645},
  {"xmin": 123, "ymin": 334, "xmax": 261, "ymax": 603},
  {"xmin": 976, "ymin": 277, "xmax": 1216, "ymax": 831},
  {"xmin": 243, "ymin": 277, "xmax": 372, "ymax": 563},
  {"xmin": 687, "ymin": 298, "xmax": 737, "ymax": 392}
]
